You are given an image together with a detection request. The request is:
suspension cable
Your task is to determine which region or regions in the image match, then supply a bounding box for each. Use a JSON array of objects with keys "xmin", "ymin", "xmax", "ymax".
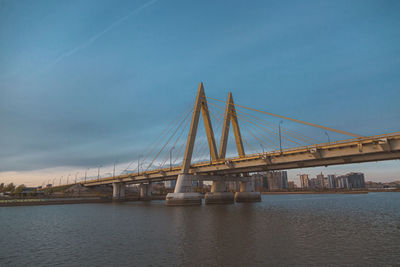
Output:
[
  {"xmin": 120, "ymin": 103, "xmax": 193, "ymax": 175},
  {"xmin": 206, "ymin": 97, "xmax": 363, "ymax": 138},
  {"xmin": 145, "ymin": 107, "xmax": 192, "ymax": 172},
  {"xmin": 208, "ymin": 99, "xmax": 317, "ymax": 145}
]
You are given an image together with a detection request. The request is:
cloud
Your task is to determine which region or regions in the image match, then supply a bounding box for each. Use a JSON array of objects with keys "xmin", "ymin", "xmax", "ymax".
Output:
[{"xmin": 47, "ymin": 0, "xmax": 158, "ymax": 69}]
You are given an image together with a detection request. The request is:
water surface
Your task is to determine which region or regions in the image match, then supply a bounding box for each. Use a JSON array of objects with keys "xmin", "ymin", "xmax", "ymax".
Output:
[{"xmin": 1, "ymin": 193, "xmax": 399, "ymax": 266}]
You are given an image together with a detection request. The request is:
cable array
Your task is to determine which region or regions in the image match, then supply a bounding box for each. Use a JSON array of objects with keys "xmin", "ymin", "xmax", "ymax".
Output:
[
  {"xmin": 119, "ymin": 93, "xmax": 363, "ymax": 176},
  {"xmin": 206, "ymin": 97, "xmax": 361, "ymax": 155}
]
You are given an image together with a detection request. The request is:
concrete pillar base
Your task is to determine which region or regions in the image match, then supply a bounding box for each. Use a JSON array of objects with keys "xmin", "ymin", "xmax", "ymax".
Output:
[
  {"xmin": 165, "ymin": 174, "xmax": 202, "ymax": 205},
  {"xmin": 139, "ymin": 183, "xmax": 152, "ymax": 201},
  {"xmin": 166, "ymin": 192, "xmax": 202, "ymax": 205},
  {"xmin": 235, "ymin": 192, "xmax": 261, "ymax": 202},
  {"xmin": 112, "ymin": 182, "xmax": 126, "ymax": 200},
  {"xmin": 205, "ymin": 192, "xmax": 234, "ymax": 204}
]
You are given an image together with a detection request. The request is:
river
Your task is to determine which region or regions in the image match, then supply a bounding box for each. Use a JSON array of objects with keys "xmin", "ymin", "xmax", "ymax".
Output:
[{"xmin": 0, "ymin": 192, "xmax": 399, "ymax": 266}]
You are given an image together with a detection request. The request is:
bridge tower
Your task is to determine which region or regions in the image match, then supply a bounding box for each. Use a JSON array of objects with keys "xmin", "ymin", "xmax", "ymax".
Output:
[
  {"xmin": 205, "ymin": 92, "xmax": 244, "ymax": 204},
  {"xmin": 166, "ymin": 82, "xmax": 214, "ymax": 205},
  {"xmin": 166, "ymin": 83, "xmax": 261, "ymax": 205}
]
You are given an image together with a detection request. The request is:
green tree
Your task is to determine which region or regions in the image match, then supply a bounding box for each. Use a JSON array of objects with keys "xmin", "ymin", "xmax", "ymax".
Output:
[
  {"xmin": 0, "ymin": 183, "xmax": 4, "ymax": 192},
  {"xmin": 14, "ymin": 184, "xmax": 26, "ymax": 195},
  {"xmin": 5, "ymin": 183, "xmax": 15, "ymax": 192}
]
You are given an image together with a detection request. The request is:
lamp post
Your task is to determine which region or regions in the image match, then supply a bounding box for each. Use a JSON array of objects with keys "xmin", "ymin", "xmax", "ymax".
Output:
[
  {"xmin": 138, "ymin": 155, "xmax": 142, "ymax": 175},
  {"xmin": 325, "ymin": 132, "xmax": 331, "ymax": 143},
  {"xmin": 84, "ymin": 168, "xmax": 89, "ymax": 182},
  {"xmin": 278, "ymin": 120, "xmax": 283, "ymax": 153},
  {"xmin": 260, "ymin": 144, "xmax": 265, "ymax": 154},
  {"xmin": 97, "ymin": 165, "xmax": 102, "ymax": 181},
  {"xmin": 170, "ymin": 146, "xmax": 175, "ymax": 170},
  {"xmin": 59, "ymin": 176, "xmax": 63, "ymax": 186},
  {"xmin": 113, "ymin": 162, "xmax": 116, "ymax": 179}
]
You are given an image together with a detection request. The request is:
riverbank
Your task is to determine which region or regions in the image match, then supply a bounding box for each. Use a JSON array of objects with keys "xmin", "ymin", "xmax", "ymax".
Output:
[
  {"xmin": 0, "ymin": 196, "xmax": 145, "ymax": 207},
  {"xmin": 261, "ymin": 190, "xmax": 372, "ymax": 195},
  {"xmin": 0, "ymin": 194, "xmax": 171, "ymax": 207},
  {"xmin": 0, "ymin": 197, "xmax": 112, "ymax": 207}
]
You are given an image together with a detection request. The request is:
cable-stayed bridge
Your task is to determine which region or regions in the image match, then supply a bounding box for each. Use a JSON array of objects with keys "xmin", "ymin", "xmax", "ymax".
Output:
[{"xmin": 81, "ymin": 83, "xmax": 400, "ymax": 205}]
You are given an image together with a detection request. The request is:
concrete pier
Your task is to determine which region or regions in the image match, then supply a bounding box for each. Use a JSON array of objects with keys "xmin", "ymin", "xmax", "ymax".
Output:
[
  {"xmin": 166, "ymin": 174, "xmax": 202, "ymax": 205},
  {"xmin": 139, "ymin": 182, "xmax": 152, "ymax": 200},
  {"xmin": 112, "ymin": 182, "xmax": 126, "ymax": 200},
  {"xmin": 205, "ymin": 180, "xmax": 234, "ymax": 204},
  {"xmin": 235, "ymin": 180, "xmax": 261, "ymax": 202}
]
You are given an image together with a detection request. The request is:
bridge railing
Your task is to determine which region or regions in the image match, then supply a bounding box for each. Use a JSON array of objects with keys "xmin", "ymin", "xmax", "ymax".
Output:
[
  {"xmin": 81, "ymin": 131, "xmax": 400, "ymax": 184},
  {"xmin": 185, "ymin": 131, "xmax": 400, "ymax": 167}
]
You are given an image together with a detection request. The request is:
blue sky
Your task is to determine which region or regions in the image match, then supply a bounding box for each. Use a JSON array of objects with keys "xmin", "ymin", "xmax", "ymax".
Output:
[{"xmin": 1, "ymin": 0, "xmax": 399, "ymax": 185}]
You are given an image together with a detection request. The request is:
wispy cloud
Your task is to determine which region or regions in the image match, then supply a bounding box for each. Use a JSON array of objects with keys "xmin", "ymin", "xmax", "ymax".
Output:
[{"xmin": 48, "ymin": 0, "xmax": 158, "ymax": 68}]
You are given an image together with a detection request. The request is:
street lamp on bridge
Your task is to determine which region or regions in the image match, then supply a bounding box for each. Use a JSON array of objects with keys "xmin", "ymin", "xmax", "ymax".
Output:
[
  {"xmin": 325, "ymin": 131, "xmax": 331, "ymax": 143},
  {"xmin": 278, "ymin": 120, "xmax": 283, "ymax": 154},
  {"xmin": 97, "ymin": 166, "xmax": 102, "ymax": 181},
  {"xmin": 138, "ymin": 155, "xmax": 143, "ymax": 175},
  {"xmin": 260, "ymin": 143, "xmax": 266, "ymax": 154},
  {"xmin": 170, "ymin": 146, "xmax": 175, "ymax": 171},
  {"xmin": 84, "ymin": 168, "xmax": 89, "ymax": 182}
]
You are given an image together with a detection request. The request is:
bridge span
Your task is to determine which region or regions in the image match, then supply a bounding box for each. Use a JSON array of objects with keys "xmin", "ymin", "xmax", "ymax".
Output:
[{"xmin": 81, "ymin": 83, "xmax": 400, "ymax": 205}]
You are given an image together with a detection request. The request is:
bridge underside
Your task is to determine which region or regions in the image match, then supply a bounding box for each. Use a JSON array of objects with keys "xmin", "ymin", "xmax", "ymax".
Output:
[{"xmin": 83, "ymin": 134, "xmax": 400, "ymax": 186}]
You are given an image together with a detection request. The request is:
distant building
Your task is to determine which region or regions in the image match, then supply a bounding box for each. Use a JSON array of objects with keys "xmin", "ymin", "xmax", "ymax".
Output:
[
  {"xmin": 192, "ymin": 180, "xmax": 204, "ymax": 188},
  {"xmin": 266, "ymin": 171, "xmax": 288, "ymax": 190},
  {"xmin": 317, "ymin": 173, "xmax": 326, "ymax": 189},
  {"xmin": 309, "ymin": 175, "xmax": 324, "ymax": 189},
  {"xmin": 308, "ymin": 178, "xmax": 321, "ymax": 189},
  {"xmin": 251, "ymin": 173, "xmax": 265, "ymax": 191},
  {"xmin": 288, "ymin": 181, "xmax": 296, "ymax": 189},
  {"xmin": 337, "ymin": 176, "xmax": 349, "ymax": 189},
  {"xmin": 345, "ymin": 172, "xmax": 365, "ymax": 189},
  {"xmin": 21, "ymin": 188, "xmax": 44, "ymax": 197},
  {"xmin": 300, "ymin": 174, "xmax": 309, "ymax": 189},
  {"xmin": 327, "ymin": 175, "xmax": 336, "ymax": 189},
  {"xmin": 336, "ymin": 172, "xmax": 365, "ymax": 189},
  {"xmin": 164, "ymin": 180, "xmax": 176, "ymax": 189}
]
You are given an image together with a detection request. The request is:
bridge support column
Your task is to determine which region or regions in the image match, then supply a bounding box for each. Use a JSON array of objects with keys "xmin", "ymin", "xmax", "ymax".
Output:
[
  {"xmin": 139, "ymin": 183, "xmax": 152, "ymax": 200},
  {"xmin": 147, "ymin": 182, "xmax": 152, "ymax": 199},
  {"xmin": 235, "ymin": 180, "xmax": 261, "ymax": 203},
  {"xmin": 166, "ymin": 174, "xmax": 202, "ymax": 205},
  {"xmin": 205, "ymin": 180, "xmax": 234, "ymax": 204},
  {"xmin": 112, "ymin": 182, "xmax": 126, "ymax": 201}
]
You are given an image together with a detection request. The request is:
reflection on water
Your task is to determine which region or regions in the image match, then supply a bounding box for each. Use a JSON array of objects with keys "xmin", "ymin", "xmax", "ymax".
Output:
[{"xmin": 0, "ymin": 193, "xmax": 399, "ymax": 266}]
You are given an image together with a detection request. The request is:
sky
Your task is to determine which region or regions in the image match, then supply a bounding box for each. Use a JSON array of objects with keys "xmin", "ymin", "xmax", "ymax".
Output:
[{"xmin": 1, "ymin": 0, "xmax": 399, "ymax": 186}]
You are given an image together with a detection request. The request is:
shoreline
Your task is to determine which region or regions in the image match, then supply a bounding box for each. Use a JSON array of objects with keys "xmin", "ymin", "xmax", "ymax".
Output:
[
  {"xmin": 1, "ymin": 191, "xmax": 398, "ymax": 206},
  {"xmin": 0, "ymin": 197, "xmax": 139, "ymax": 207},
  {"xmin": 261, "ymin": 191, "xmax": 370, "ymax": 195}
]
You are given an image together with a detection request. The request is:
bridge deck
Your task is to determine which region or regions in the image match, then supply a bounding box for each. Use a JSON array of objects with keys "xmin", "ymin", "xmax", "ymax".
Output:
[{"xmin": 83, "ymin": 132, "xmax": 400, "ymax": 186}]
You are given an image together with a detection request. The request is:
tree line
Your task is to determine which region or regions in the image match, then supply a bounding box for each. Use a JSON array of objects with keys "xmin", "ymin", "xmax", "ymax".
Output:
[{"xmin": 0, "ymin": 183, "xmax": 26, "ymax": 194}]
